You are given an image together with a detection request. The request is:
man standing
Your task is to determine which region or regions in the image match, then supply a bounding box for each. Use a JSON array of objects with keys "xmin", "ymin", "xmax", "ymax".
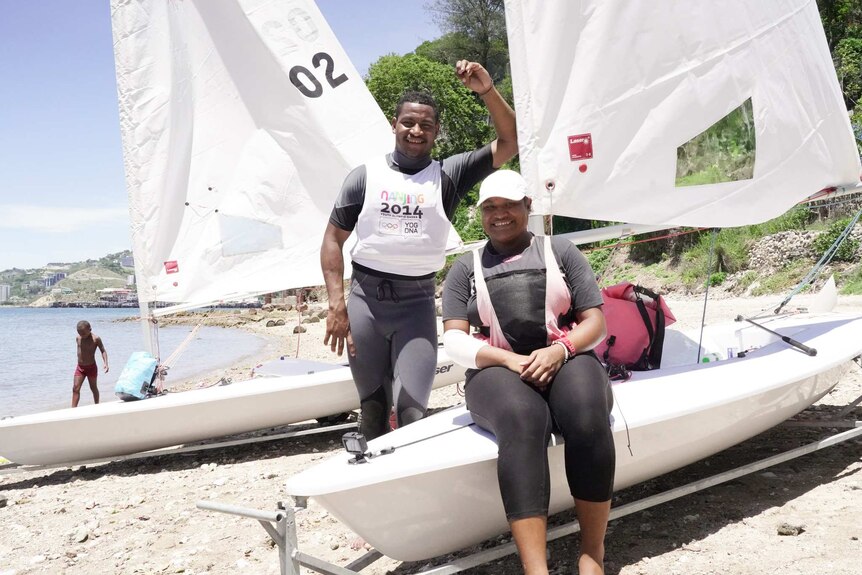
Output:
[{"xmin": 321, "ymin": 60, "xmax": 517, "ymax": 440}]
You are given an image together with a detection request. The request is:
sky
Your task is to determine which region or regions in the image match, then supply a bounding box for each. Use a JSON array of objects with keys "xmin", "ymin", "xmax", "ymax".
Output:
[{"xmin": 0, "ymin": 1, "xmax": 441, "ymax": 271}]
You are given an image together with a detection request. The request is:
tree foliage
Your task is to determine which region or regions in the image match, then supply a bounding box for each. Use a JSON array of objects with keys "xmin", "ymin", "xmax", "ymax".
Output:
[
  {"xmin": 816, "ymin": 0, "xmax": 862, "ymax": 50},
  {"xmin": 423, "ymin": 0, "xmax": 509, "ymax": 82},
  {"xmin": 817, "ymin": 0, "xmax": 862, "ymax": 151},
  {"xmin": 365, "ymin": 54, "xmax": 494, "ymax": 160}
]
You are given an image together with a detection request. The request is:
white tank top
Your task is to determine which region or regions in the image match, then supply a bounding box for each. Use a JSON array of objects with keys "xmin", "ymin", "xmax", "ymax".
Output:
[{"xmin": 351, "ymin": 156, "xmax": 450, "ymax": 276}]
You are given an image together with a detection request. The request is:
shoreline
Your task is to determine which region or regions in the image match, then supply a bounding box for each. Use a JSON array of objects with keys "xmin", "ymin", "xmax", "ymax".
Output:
[{"xmin": 0, "ymin": 295, "xmax": 860, "ymax": 574}]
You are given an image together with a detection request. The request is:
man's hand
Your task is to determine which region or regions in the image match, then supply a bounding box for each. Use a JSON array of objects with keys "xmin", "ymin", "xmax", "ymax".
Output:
[
  {"xmin": 324, "ymin": 303, "xmax": 355, "ymax": 357},
  {"xmin": 103, "ymin": 365, "xmax": 109, "ymax": 374},
  {"xmin": 455, "ymin": 60, "xmax": 493, "ymax": 96}
]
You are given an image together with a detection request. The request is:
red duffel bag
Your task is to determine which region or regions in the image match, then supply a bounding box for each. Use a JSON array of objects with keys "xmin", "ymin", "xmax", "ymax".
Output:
[{"xmin": 594, "ymin": 282, "xmax": 676, "ymax": 371}]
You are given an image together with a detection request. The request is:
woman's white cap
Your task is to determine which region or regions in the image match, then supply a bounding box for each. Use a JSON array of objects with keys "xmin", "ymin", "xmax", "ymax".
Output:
[{"xmin": 478, "ymin": 170, "xmax": 529, "ymax": 206}]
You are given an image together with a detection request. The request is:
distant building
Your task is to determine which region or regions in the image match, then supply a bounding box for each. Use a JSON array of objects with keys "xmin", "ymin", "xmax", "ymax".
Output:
[
  {"xmin": 98, "ymin": 288, "xmax": 134, "ymax": 304},
  {"xmin": 120, "ymin": 255, "xmax": 135, "ymax": 269},
  {"xmin": 43, "ymin": 272, "xmax": 67, "ymax": 288},
  {"xmin": 0, "ymin": 284, "xmax": 10, "ymax": 303},
  {"xmin": 126, "ymin": 274, "xmax": 136, "ymax": 286}
]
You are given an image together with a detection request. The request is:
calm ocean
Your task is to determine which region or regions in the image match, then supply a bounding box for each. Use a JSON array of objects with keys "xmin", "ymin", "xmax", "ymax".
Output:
[{"xmin": 0, "ymin": 307, "xmax": 267, "ymax": 417}]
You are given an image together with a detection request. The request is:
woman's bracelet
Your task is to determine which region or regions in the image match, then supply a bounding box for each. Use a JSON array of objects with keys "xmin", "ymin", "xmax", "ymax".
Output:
[
  {"xmin": 556, "ymin": 336, "xmax": 577, "ymax": 357},
  {"xmin": 551, "ymin": 340, "xmax": 570, "ymax": 363}
]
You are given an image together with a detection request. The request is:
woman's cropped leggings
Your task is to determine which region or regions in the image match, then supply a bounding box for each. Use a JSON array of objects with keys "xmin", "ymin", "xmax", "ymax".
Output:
[{"xmin": 465, "ymin": 353, "xmax": 615, "ymax": 520}]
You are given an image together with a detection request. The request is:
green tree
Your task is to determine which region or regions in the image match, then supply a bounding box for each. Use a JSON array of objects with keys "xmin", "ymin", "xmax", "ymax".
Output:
[
  {"xmin": 365, "ymin": 54, "xmax": 494, "ymax": 159},
  {"xmin": 817, "ymin": 0, "xmax": 862, "ymax": 51},
  {"xmin": 424, "ymin": 0, "xmax": 509, "ymax": 82},
  {"xmin": 835, "ymin": 37, "xmax": 862, "ymax": 142}
]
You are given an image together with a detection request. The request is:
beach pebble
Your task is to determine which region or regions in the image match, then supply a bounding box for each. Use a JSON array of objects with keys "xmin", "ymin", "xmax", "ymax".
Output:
[
  {"xmin": 28, "ymin": 555, "xmax": 46, "ymax": 565},
  {"xmin": 776, "ymin": 522, "xmax": 805, "ymax": 536},
  {"xmin": 0, "ymin": 494, "xmax": 6, "ymax": 508},
  {"xmin": 293, "ymin": 325, "xmax": 307, "ymax": 334},
  {"xmin": 73, "ymin": 526, "xmax": 89, "ymax": 543}
]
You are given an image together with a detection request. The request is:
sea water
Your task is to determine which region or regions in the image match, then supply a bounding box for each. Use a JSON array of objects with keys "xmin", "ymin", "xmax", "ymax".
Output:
[{"xmin": 0, "ymin": 307, "xmax": 267, "ymax": 417}]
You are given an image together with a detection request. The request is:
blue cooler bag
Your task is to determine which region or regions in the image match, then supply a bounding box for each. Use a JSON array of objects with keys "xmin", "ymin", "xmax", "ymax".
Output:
[{"xmin": 115, "ymin": 351, "xmax": 158, "ymax": 401}]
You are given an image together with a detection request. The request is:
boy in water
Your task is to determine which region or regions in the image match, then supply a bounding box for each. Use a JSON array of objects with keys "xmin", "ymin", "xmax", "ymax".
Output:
[{"xmin": 72, "ymin": 320, "xmax": 109, "ymax": 407}]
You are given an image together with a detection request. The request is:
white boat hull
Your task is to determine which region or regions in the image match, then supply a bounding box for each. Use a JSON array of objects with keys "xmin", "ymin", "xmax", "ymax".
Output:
[
  {"xmin": 285, "ymin": 313, "xmax": 862, "ymax": 561},
  {"xmin": 0, "ymin": 350, "xmax": 464, "ymax": 465}
]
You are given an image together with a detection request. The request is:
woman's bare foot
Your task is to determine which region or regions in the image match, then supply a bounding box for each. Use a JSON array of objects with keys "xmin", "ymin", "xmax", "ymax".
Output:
[
  {"xmin": 578, "ymin": 551, "xmax": 604, "ymax": 575},
  {"xmin": 349, "ymin": 535, "xmax": 370, "ymax": 551}
]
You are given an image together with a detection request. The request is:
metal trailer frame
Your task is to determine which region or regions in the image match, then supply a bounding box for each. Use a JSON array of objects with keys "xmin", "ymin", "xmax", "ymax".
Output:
[{"xmin": 196, "ymin": 406, "xmax": 862, "ymax": 575}]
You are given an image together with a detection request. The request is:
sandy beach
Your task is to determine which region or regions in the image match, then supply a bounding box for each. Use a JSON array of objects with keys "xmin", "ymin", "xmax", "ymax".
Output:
[{"xmin": 1, "ymin": 294, "xmax": 860, "ymax": 575}]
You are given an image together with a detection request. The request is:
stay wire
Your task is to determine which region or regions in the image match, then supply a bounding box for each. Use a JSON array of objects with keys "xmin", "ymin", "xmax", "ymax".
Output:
[
  {"xmin": 696, "ymin": 228, "xmax": 719, "ymax": 363},
  {"xmin": 774, "ymin": 206, "xmax": 862, "ymax": 315}
]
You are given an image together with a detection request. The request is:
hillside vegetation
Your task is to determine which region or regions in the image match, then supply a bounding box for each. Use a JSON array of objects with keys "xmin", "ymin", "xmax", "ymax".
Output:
[{"xmin": 583, "ymin": 204, "xmax": 862, "ymax": 297}]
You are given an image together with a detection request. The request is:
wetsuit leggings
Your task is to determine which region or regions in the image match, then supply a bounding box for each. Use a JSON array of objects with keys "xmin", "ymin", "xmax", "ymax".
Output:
[
  {"xmin": 348, "ymin": 269, "xmax": 438, "ymax": 441},
  {"xmin": 465, "ymin": 354, "xmax": 615, "ymax": 520}
]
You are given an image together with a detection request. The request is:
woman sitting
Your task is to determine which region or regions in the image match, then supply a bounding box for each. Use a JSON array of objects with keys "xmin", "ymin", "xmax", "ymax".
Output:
[{"xmin": 441, "ymin": 170, "xmax": 614, "ymax": 575}]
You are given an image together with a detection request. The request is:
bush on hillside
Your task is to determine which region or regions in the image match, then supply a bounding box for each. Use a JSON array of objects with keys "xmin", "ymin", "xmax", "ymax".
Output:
[{"xmin": 812, "ymin": 217, "xmax": 859, "ymax": 262}]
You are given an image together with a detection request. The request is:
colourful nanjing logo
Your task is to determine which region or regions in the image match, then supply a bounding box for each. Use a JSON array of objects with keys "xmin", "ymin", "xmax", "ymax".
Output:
[{"xmin": 380, "ymin": 189, "xmax": 425, "ymax": 204}]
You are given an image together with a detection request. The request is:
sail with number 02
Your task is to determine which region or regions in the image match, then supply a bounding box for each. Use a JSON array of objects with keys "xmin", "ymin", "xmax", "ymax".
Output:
[{"xmin": 112, "ymin": 0, "xmax": 392, "ymax": 310}]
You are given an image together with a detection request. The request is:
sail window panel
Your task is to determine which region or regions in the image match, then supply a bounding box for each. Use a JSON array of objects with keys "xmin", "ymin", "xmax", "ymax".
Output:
[
  {"xmin": 675, "ymin": 98, "xmax": 756, "ymax": 187},
  {"xmin": 218, "ymin": 214, "xmax": 283, "ymax": 257}
]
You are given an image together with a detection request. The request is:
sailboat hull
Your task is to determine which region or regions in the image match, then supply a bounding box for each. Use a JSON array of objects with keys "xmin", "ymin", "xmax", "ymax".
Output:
[
  {"xmin": 284, "ymin": 313, "xmax": 862, "ymax": 561},
  {"xmin": 0, "ymin": 350, "xmax": 464, "ymax": 466}
]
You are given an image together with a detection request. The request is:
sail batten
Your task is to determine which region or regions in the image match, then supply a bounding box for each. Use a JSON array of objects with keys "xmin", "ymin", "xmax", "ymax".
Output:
[
  {"xmin": 506, "ymin": 0, "xmax": 861, "ymax": 228},
  {"xmin": 112, "ymin": 0, "xmax": 391, "ymax": 305}
]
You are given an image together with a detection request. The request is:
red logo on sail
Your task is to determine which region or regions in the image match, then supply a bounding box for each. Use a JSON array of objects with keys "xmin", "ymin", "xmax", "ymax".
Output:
[
  {"xmin": 164, "ymin": 261, "xmax": 179, "ymax": 274},
  {"xmin": 568, "ymin": 133, "xmax": 593, "ymax": 161}
]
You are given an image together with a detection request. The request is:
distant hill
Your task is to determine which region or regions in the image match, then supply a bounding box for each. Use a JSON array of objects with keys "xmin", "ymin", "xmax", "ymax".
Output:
[{"xmin": 0, "ymin": 250, "xmax": 134, "ymax": 307}]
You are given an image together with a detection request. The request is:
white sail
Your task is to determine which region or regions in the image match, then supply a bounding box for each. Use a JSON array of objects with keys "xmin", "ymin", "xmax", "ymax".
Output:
[
  {"xmin": 112, "ymin": 0, "xmax": 392, "ymax": 305},
  {"xmin": 506, "ymin": 0, "xmax": 861, "ymax": 227}
]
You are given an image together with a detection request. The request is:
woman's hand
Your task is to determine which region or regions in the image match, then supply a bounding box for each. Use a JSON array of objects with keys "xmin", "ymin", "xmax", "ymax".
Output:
[
  {"xmin": 500, "ymin": 351, "xmax": 531, "ymax": 375},
  {"xmin": 519, "ymin": 345, "xmax": 567, "ymax": 389}
]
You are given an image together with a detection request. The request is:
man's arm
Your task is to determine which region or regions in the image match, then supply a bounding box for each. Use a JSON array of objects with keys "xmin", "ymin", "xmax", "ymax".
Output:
[
  {"xmin": 320, "ymin": 223, "xmax": 355, "ymax": 357},
  {"xmin": 454, "ymin": 60, "xmax": 518, "ymax": 168}
]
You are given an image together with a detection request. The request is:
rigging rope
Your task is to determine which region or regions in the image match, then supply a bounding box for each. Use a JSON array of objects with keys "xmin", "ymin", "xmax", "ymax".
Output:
[
  {"xmin": 161, "ymin": 322, "xmax": 204, "ymax": 369},
  {"xmin": 580, "ymin": 227, "xmax": 704, "ymax": 254}
]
